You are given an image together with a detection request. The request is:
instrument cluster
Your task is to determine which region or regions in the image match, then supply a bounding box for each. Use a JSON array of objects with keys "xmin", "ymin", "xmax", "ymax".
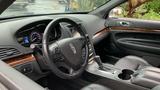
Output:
[{"xmin": 16, "ymin": 20, "xmax": 61, "ymax": 47}]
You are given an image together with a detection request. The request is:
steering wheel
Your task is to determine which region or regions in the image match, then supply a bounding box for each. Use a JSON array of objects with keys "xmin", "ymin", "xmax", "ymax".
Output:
[{"xmin": 42, "ymin": 18, "xmax": 89, "ymax": 79}]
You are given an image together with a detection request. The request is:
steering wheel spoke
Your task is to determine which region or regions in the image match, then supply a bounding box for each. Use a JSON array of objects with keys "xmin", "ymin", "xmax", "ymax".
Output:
[
  {"xmin": 55, "ymin": 61, "xmax": 75, "ymax": 75},
  {"xmin": 49, "ymin": 43, "xmax": 66, "ymax": 63},
  {"xmin": 49, "ymin": 43, "xmax": 59, "ymax": 55},
  {"xmin": 63, "ymin": 62, "xmax": 76, "ymax": 75}
]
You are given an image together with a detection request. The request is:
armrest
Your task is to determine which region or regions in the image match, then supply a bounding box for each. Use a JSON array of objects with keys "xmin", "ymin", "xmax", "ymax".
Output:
[{"xmin": 131, "ymin": 67, "xmax": 160, "ymax": 89}]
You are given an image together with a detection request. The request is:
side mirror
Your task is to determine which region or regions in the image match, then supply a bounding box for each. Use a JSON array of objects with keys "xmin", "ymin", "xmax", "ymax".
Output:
[{"xmin": 127, "ymin": 0, "xmax": 150, "ymax": 17}]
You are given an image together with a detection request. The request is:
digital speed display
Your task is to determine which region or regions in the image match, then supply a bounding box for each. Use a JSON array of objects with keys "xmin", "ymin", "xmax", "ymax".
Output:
[{"xmin": 24, "ymin": 36, "xmax": 30, "ymax": 44}]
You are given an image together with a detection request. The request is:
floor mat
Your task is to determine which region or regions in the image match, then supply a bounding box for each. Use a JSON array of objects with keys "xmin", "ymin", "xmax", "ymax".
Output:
[{"xmin": 37, "ymin": 74, "xmax": 90, "ymax": 90}]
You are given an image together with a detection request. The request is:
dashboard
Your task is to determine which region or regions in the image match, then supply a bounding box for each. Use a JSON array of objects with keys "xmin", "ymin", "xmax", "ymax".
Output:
[
  {"xmin": 0, "ymin": 14, "xmax": 106, "ymax": 80},
  {"xmin": 15, "ymin": 19, "xmax": 82, "ymax": 48}
]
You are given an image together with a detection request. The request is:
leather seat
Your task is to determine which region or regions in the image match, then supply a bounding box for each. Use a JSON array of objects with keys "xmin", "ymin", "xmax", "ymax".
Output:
[
  {"xmin": 81, "ymin": 83, "xmax": 160, "ymax": 90},
  {"xmin": 152, "ymin": 85, "xmax": 160, "ymax": 90},
  {"xmin": 115, "ymin": 56, "xmax": 151, "ymax": 70},
  {"xmin": 81, "ymin": 84, "xmax": 111, "ymax": 90}
]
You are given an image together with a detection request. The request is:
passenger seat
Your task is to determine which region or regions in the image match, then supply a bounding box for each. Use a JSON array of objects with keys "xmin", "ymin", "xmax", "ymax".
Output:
[
  {"xmin": 81, "ymin": 84, "xmax": 160, "ymax": 90},
  {"xmin": 115, "ymin": 56, "xmax": 151, "ymax": 70}
]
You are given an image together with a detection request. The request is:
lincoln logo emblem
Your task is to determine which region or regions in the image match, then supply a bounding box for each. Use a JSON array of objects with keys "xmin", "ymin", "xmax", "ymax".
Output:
[{"xmin": 69, "ymin": 43, "xmax": 76, "ymax": 54}]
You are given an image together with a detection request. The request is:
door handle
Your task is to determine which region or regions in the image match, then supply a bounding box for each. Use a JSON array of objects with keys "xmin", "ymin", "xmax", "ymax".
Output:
[{"xmin": 119, "ymin": 21, "xmax": 130, "ymax": 27}]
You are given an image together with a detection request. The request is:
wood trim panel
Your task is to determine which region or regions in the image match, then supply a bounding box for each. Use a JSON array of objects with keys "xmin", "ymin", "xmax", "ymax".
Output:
[
  {"xmin": 93, "ymin": 28, "xmax": 110, "ymax": 39},
  {"xmin": 4, "ymin": 54, "xmax": 36, "ymax": 67},
  {"xmin": 110, "ymin": 26, "xmax": 160, "ymax": 32},
  {"xmin": 93, "ymin": 26, "xmax": 160, "ymax": 39}
]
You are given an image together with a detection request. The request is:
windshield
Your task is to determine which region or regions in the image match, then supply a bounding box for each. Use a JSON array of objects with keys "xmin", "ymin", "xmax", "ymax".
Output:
[{"xmin": 1, "ymin": 0, "xmax": 110, "ymax": 18}]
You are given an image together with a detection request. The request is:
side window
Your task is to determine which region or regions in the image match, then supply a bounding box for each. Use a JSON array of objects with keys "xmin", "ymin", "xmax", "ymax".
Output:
[{"xmin": 109, "ymin": 0, "xmax": 160, "ymax": 21}]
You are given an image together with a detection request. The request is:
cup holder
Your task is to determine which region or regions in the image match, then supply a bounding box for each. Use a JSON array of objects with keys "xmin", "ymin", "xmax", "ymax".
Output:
[{"xmin": 118, "ymin": 69, "xmax": 134, "ymax": 80}]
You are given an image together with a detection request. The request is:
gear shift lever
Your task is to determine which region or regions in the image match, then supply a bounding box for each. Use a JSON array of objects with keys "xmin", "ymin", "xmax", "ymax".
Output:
[{"xmin": 94, "ymin": 56, "xmax": 104, "ymax": 70}]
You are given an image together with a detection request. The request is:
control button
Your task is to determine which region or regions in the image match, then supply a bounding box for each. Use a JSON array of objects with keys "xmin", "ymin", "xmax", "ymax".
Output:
[
  {"xmin": 59, "ymin": 56, "xmax": 64, "ymax": 61},
  {"xmin": 20, "ymin": 64, "xmax": 32, "ymax": 74},
  {"xmin": 53, "ymin": 54, "xmax": 64, "ymax": 62},
  {"xmin": 55, "ymin": 47, "xmax": 60, "ymax": 54}
]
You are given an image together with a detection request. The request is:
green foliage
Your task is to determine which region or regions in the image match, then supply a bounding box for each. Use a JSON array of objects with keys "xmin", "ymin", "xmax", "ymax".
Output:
[
  {"xmin": 94, "ymin": 0, "xmax": 108, "ymax": 7},
  {"xmin": 71, "ymin": 0, "xmax": 160, "ymax": 21},
  {"xmin": 74, "ymin": 0, "xmax": 109, "ymax": 12},
  {"xmin": 144, "ymin": 0, "xmax": 160, "ymax": 14},
  {"xmin": 136, "ymin": 0, "xmax": 160, "ymax": 20},
  {"xmin": 141, "ymin": 10, "xmax": 160, "ymax": 20},
  {"xmin": 117, "ymin": 0, "xmax": 160, "ymax": 21},
  {"xmin": 77, "ymin": 0, "xmax": 94, "ymax": 12}
]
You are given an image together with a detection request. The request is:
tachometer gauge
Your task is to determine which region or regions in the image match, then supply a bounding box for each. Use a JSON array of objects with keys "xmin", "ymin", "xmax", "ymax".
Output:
[{"xmin": 30, "ymin": 32, "xmax": 42, "ymax": 43}]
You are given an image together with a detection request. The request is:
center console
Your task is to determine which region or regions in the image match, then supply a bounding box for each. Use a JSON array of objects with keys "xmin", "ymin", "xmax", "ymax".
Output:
[
  {"xmin": 86, "ymin": 57, "xmax": 160, "ymax": 90},
  {"xmin": 86, "ymin": 60, "xmax": 134, "ymax": 82},
  {"xmin": 86, "ymin": 60, "xmax": 149, "ymax": 90}
]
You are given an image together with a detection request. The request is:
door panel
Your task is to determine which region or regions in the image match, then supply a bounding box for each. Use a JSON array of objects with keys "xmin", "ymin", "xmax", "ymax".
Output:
[
  {"xmin": 96, "ymin": 18, "xmax": 160, "ymax": 66},
  {"xmin": 112, "ymin": 32, "xmax": 160, "ymax": 55}
]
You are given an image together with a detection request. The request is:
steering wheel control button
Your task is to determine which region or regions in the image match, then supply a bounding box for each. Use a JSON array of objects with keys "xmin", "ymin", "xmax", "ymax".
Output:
[
  {"xmin": 59, "ymin": 56, "xmax": 64, "ymax": 61},
  {"xmin": 55, "ymin": 47, "xmax": 60, "ymax": 54},
  {"xmin": 53, "ymin": 53, "xmax": 64, "ymax": 62}
]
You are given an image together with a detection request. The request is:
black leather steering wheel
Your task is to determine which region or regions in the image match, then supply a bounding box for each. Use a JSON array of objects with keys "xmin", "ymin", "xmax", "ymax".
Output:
[{"xmin": 42, "ymin": 18, "xmax": 89, "ymax": 79}]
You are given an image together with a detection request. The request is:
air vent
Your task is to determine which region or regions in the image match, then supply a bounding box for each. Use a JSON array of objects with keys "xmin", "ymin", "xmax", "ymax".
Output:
[{"xmin": 0, "ymin": 48, "xmax": 21, "ymax": 59}]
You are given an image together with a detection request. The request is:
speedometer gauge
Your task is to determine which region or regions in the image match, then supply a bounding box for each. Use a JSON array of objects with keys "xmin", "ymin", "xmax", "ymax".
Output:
[{"xmin": 30, "ymin": 32, "xmax": 42, "ymax": 43}]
